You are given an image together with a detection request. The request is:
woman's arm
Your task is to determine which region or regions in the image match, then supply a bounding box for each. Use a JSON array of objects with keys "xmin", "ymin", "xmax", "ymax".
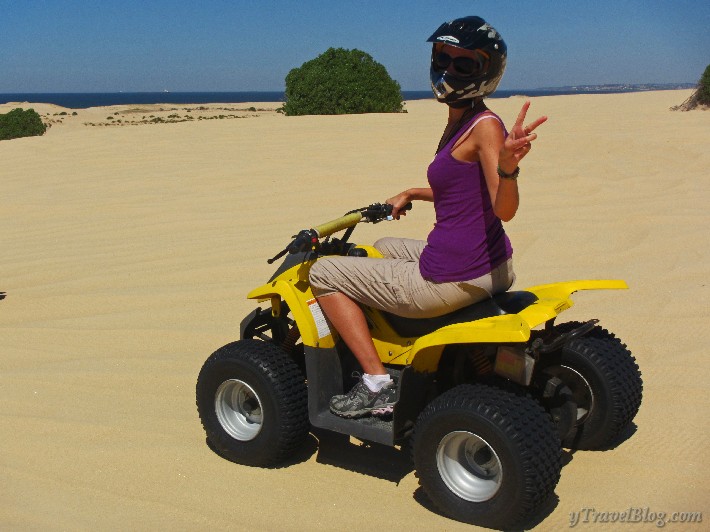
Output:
[
  {"xmin": 476, "ymin": 121, "xmax": 519, "ymax": 222},
  {"xmin": 386, "ymin": 187, "xmax": 433, "ymax": 218},
  {"xmin": 471, "ymin": 101, "xmax": 547, "ymax": 222}
]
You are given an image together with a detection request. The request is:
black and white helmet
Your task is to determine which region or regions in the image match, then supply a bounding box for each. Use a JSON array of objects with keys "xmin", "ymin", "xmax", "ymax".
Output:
[{"xmin": 427, "ymin": 16, "xmax": 507, "ymax": 105}]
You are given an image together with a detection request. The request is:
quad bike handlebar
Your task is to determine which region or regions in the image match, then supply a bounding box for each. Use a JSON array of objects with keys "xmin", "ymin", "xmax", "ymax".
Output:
[
  {"xmin": 314, "ymin": 202, "xmax": 412, "ymax": 237},
  {"xmin": 268, "ymin": 202, "xmax": 412, "ymax": 264}
]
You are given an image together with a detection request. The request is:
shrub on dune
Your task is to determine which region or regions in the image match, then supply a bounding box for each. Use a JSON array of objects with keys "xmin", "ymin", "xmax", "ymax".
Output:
[
  {"xmin": 282, "ymin": 47, "xmax": 404, "ymax": 116},
  {"xmin": 671, "ymin": 63, "xmax": 710, "ymax": 111},
  {"xmin": 0, "ymin": 108, "xmax": 47, "ymax": 140},
  {"xmin": 700, "ymin": 64, "xmax": 710, "ymax": 105}
]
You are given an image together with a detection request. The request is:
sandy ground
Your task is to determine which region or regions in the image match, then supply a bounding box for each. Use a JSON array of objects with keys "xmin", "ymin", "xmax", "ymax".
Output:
[{"xmin": 1, "ymin": 90, "xmax": 708, "ymax": 530}]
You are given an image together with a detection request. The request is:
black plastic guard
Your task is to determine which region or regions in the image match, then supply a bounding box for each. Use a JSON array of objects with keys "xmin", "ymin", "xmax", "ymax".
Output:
[
  {"xmin": 267, "ymin": 251, "xmax": 317, "ymax": 282},
  {"xmin": 239, "ymin": 307, "xmax": 261, "ymax": 339},
  {"xmin": 304, "ymin": 345, "xmax": 432, "ymax": 446}
]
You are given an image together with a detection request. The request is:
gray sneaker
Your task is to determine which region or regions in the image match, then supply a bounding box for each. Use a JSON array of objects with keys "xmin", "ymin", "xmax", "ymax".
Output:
[{"xmin": 330, "ymin": 376, "xmax": 397, "ymax": 419}]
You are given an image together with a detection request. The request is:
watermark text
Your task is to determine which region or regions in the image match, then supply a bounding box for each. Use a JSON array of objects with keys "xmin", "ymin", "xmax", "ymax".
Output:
[{"xmin": 569, "ymin": 507, "xmax": 703, "ymax": 528}]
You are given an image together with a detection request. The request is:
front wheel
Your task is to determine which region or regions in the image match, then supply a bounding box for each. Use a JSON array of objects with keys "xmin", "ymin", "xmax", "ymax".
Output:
[
  {"xmin": 196, "ymin": 339, "xmax": 309, "ymax": 467},
  {"xmin": 412, "ymin": 383, "xmax": 561, "ymax": 529}
]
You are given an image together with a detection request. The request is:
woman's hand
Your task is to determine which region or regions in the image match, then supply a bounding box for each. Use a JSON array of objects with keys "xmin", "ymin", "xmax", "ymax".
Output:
[
  {"xmin": 386, "ymin": 190, "xmax": 412, "ymax": 219},
  {"xmin": 498, "ymin": 101, "xmax": 547, "ymax": 173},
  {"xmin": 386, "ymin": 188, "xmax": 434, "ymax": 219}
]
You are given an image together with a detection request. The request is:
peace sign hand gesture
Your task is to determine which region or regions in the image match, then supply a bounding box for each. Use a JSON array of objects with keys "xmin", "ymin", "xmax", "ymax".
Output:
[{"xmin": 498, "ymin": 101, "xmax": 547, "ymax": 174}]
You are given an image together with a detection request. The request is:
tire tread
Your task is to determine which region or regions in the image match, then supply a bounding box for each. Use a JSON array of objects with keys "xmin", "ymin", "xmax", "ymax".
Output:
[
  {"xmin": 196, "ymin": 339, "xmax": 309, "ymax": 466},
  {"xmin": 555, "ymin": 322, "xmax": 643, "ymax": 449},
  {"xmin": 412, "ymin": 383, "xmax": 561, "ymax": 528}
]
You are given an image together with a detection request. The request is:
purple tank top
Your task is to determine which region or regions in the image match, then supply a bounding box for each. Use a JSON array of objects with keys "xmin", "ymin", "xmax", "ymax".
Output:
[{"xmin": 419, "ymin": 112, "xmax": 513, "ymax": 282}]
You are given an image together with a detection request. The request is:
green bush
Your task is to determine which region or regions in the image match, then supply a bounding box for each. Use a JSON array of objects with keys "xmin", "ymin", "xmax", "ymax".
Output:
[
  {"xmin": 282, "ymin": 48, "xmax": 403, "ymax": 116},
  {"xmin": 0, "ymin": 108, "xmax": 47, "ymax": 140},
  {"xmin": 699, "ymin": 64, "xmax": 710, "ymax": 105}
]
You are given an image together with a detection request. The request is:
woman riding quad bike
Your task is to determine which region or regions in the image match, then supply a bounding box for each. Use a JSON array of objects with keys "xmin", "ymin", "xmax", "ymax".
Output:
[
  {"xmin": 196, "ymin": 203, "xmax": 642, "ymax": 528},
  {"xmin": 196, "ymin": 16, "xmax": 642, "ymax": 529}
]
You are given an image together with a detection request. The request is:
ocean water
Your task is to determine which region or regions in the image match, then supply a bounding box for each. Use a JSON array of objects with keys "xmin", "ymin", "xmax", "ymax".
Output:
[
  {"xmin": 0, "ymin": 91, "xmax": 287, "ymax": 109},
  {"xmin": 0, "ymin": 89, "xmax": 625, "ymax": 109}
]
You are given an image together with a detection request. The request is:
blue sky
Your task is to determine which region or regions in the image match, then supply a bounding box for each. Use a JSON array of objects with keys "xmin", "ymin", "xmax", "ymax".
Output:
[{"xmin": 1, "ymin": 0, "xmax": 708, "ymax": 92}]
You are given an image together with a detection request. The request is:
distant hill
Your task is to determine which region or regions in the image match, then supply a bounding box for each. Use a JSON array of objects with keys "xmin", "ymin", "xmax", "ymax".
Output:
[{"xmin": 536, "ymin": 83, "xmax": 696, "ymax": 92}]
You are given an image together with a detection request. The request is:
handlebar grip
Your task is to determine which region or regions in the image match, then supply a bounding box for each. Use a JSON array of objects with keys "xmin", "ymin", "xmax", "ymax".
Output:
[
  {"xmin": 380, "ymin": 201, "xmax": 412, "ymax": 220},
  {"xmin": 313, "ymin": 212, "xmax": 363, "ymax": 238}
]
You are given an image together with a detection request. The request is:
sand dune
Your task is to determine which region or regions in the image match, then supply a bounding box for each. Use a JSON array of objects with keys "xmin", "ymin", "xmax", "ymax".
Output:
[{"xmin": 1, "ymin": 90, "xmax": 708, "ymax": 530}]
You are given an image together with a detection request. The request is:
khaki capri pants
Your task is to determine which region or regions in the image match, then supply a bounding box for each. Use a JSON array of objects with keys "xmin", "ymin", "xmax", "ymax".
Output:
[{"xmin": 309, "ymin": 237, "xmax": 515, "ymax": 319}]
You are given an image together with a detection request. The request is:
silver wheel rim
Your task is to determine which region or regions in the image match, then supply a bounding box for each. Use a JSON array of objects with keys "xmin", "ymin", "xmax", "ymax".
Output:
[
  {"xmin": 215, "ymin": 379, "xmax": 263, "ymax": 441},
  {"xmin": 436, "ymin": 431, "xmax": 503, "ymax": 502},
  {"xmin": 548, "ymin": 365, "xmax": 595, "ymax": 425}
]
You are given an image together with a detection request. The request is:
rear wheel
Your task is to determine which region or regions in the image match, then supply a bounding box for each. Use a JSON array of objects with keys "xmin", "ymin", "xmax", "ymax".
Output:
[
  {"xmin": 412, "ymin": 383, "xmax": 561, "ymax": 529},
  {"xmin": 196, "ymin": 339, "xmax": 309, "ymax": 466},
  {"xmin": 545, "ymin": 322, "xmax": 642, "ymax": 449}
]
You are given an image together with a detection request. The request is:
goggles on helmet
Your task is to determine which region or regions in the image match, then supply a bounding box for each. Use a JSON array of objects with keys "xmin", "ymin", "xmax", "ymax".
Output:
[{"xmin": 432, "ymin": 50, "xmax": 489, "ymax": 78}]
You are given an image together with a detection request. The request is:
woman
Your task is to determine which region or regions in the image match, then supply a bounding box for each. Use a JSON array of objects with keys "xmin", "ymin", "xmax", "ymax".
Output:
[{"xmin": 309, "ymin": 16, "xmax": 547, "ymax": 418}]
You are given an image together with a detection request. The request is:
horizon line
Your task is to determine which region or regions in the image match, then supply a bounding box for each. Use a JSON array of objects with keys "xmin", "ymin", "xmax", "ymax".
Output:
[{"xmin": 0, "ymin": 82, "xmax": 698, "ymax": 95}]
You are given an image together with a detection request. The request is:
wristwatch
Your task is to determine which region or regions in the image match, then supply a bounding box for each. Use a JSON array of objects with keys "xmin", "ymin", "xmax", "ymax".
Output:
[{"xmin": 497, "ymin": 165, "xmax": 520, "ymax": 180}]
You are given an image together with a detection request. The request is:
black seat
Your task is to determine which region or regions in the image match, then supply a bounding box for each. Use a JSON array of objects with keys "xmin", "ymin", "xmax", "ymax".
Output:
[{"xmin": 380, "ymin": 291, "xmax": 538, "ymax": 338}]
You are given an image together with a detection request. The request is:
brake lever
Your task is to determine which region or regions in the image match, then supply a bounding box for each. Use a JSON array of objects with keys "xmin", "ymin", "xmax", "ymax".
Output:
[
  {"xmin": 267, "ymin": 247, "xmax": 289, "ymax": 264},
  {"xmin": 268, "ymin": 229, "xmax": 320, "ymax": 263}
]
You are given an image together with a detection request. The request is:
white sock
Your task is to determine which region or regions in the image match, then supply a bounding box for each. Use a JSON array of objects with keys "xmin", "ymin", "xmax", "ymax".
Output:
[{"xmin": 363, "ymin": 373, "xmax": 392, "ymax": 392}]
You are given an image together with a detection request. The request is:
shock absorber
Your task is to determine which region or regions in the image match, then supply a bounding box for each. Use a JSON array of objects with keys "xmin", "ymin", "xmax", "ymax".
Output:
[
  {"xmin": 280, "ymin": 323, "xmax": 301, "ymax": 353},
  {"xmin": 469, "ymin": 348, "xmax": 493, "ymax": 376}
]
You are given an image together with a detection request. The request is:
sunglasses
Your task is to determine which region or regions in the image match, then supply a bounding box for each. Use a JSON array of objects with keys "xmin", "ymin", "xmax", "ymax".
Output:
[{"xmin": 433, "ymin": 51, "xmax": 488, "ymax": 77}]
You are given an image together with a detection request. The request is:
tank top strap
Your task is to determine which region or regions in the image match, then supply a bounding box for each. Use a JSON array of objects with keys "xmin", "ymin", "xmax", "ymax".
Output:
[{"xmin": 450, "ymin": 111, "xmax": 504, "ymax": 152}]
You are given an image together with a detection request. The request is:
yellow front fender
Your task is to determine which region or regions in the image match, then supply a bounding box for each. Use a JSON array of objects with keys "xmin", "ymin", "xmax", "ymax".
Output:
[{"xmin": 247, "ymin": 261, "xmax": 337, "ymax": 348}]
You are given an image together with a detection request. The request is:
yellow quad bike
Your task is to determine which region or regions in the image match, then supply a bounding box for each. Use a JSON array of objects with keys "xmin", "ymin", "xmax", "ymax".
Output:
[{"xmin": 196, "ymin": 203, "xmax": 642, "ymax": 529}]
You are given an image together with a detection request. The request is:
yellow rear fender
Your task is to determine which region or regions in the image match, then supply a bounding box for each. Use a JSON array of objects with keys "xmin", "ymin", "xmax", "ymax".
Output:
[
  {"xmin": 402, "ymin": 315, "xmax": 531, "ymax": 372},
  {"xmin": 525, "ymin": 279, "xmax": 628, "ymax": 300},
  {"xmin": 404, "ymin": 279, "xmax": 628, "ymax": 372},
  {"xmin": 518, "ymin": 279, "xmax": 627, "ymax": 328}
]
